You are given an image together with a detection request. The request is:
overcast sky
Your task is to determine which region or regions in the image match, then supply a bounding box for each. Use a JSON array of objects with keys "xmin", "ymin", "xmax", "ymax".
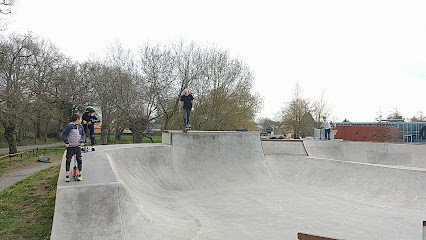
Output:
[{"xmin": 5, "ymin": 0, "xmax": 426, "ymax": 122}]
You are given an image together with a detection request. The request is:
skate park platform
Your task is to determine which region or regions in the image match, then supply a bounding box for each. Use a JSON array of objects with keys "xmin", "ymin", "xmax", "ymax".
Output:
[{"xmin": 51, "ymin": 131, "xmax": 426, "ymax": 239}]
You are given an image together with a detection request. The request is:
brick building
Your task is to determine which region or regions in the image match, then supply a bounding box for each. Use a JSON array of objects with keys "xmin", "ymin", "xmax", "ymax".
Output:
[
  {"xmin": 335, "ymin": 121, "xmax": 426, "ymax": 143},
  {"xmin": 334, "ymin": 125, "xmax": 399, "ymax": 142}
]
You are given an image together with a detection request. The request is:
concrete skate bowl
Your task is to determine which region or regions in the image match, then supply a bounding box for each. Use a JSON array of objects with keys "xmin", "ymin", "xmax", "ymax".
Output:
[
  {"xmin": 302, "ymin": 140, "xmax": 426, "ymax": 168},
  {"xmin": 51, "ymin": 131, "xmax": 426, "ymax": 240}
]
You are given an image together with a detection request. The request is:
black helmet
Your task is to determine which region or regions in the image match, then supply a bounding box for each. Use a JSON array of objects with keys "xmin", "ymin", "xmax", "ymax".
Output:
[{"xmin": 86, "ymin": 106, "xmax": 95, "ymax": 113}]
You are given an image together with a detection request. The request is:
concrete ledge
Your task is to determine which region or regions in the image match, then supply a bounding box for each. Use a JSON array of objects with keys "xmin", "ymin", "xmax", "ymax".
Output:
[
  {"xmin": 261, "ymin": 139, "xmax": 308, "ymax": 156},
  {"xmin": 51, "ymin": 183, "xmax": 125, "ymax": 240}
]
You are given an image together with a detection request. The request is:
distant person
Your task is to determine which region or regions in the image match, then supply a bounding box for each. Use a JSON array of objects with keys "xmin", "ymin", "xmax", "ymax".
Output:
[
  {"xmin": 62, "ymin": 113, "xmax": 85, "ymax": 182},
  {"xmin": 321, "ymin": 116, "xmax": 331, "ymax": 140},
  {"xmin": 179, "ymin": 89, "xmax": 195, "ymax": 129},
  {"xmin": 82, "ymin": 106, "xmax": 99, "ymax": 151}
]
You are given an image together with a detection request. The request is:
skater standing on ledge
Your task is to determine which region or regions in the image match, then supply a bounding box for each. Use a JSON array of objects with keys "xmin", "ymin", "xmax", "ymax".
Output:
[
  {"xmin": 82, "ymin": 106, "xmax": 99, "ymax": 151},
  {"xmin": 321, "ymin": 116, "xmax": 331, "ymax": 140},
  {"xmin": 179, "ymin": 89, "xmax": 195, "ymax": 129}
]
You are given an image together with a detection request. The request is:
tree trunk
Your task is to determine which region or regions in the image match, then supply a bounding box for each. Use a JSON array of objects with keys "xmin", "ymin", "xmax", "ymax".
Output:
[
  {"xmin": 163, "ymin": 116, "xmax": 170, "ymax": 130},
  {"xmin": 162, "ymin": 111, "xmax": 174, "ymax": 130},
  {"xmin": 114, "ymin": 123, "xmax": 122, "ymax": 141},
  {"xmin": 115, "ymin": 130, "xmax": 121, "ymax": 141},
  {"xmin": 44, "ymin": 120, "xmax": 49, "ymax": 143},
  {"xmin": 17, "ymin": 129, "xmax": 22, "ymax": 144},
  {"xmin": 36, "ymin": 120, "xmax": 41, "ymax": 139},
  {"xmin": 100, "ymin": 101, "xmax": 114, "ymax": 145},
  {"xmin": 131, "ymin": 118, "xmax": 147, "ymax": 143},
  {"xmin": 4, "ymin": 123, "xmax": 17, "ymax": 154},
  {"xmin": 132, "ymin": 130, "xmax": 143, "ymax": 143},
  {"xmin": 101, "ymin": 122, "xmax": 110, "ymax": 145}
]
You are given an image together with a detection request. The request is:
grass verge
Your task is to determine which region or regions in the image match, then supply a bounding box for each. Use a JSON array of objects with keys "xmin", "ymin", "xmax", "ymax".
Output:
[
  {"xmin": 0, "ymin": 134, "xmax": 162, "ymax": 149},
  {"xmin": 0, "ymin": 138, "xmax": 62, "ymax": 149},
  {"xmin": 0, "ymin": 147, "xmax": 64, "ymax": 177},
  {"xmin": 0, "ymin": 165, "xmax": 59, "ymax": 240},
  {"xmin": 0, "ymin": 134, "xmax": 162, "ymax": 239}
]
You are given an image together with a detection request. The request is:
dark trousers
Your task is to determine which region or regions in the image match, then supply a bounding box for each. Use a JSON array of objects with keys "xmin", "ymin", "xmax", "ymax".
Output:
[
  {"xmin": 183, "ymin": 108, "xmax": 191, "ymax": 128},
  {"xmin": 84, "ymin": 124, "xmax": 96, "ymax": 146},
  {"xmin": 66, "ymin": 146, "xmax": 82, "ymax": 172},
  {"xmin": 325, "ymin": 129, "xmax": 331, "ymax": 140}
]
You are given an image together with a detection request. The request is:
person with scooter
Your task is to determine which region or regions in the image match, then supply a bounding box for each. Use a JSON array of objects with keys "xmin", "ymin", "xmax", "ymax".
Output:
[{"xmin": 62, "ymin": 113, "xmax": 85, "ymax": 182}]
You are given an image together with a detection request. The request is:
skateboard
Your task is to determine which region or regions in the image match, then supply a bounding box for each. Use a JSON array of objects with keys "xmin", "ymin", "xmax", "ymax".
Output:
[
  {"xmin": 183, "ymin": 126, "xmax": 191, "ymax": 133},
  {"xmin": 82, "ymin": 145, "xmax": 95, "ymax": 153}
]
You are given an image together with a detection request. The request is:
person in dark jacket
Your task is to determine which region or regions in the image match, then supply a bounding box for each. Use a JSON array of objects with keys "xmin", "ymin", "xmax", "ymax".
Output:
[
  {"xmin": 62, "ymin": 113, "xmax": 86, "ymax": 182},
  {"xmin": 82, "ymin": 106, "xmax": 99, "ymax": 151},
  {"xmin": 179, "ymin": 89, "xmax": 195, "ymax": 129}
]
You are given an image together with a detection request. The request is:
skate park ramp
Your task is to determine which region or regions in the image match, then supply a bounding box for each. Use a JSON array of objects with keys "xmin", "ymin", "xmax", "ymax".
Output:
[
  {"xmin": 303, "ymin": 140, "xmax": 426, "ymax": 168},
  {"xmin": 51, "ymin": 131, "xmax": 426, "ymax": 240}
]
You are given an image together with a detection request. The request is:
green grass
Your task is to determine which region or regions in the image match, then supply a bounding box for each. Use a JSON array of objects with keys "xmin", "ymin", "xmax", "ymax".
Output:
[
  {"xmin": 0, "ymin": 147, "xmax": 64, "ymax": 177},
  {"xmin": 0, "ymin": 127, "xmax": 60, "ymax": 148},
  {"xmin": 0, "ymin": 131, "xmax": 163, "ymax": 149},
  {"xmin": 0, "ymin": 133, "xmax": 162, "ymax": 239},
  {"xmin": 0, "ymin": 137, "xmax": 62, "ymax": 149},
  {"xmin": 0, "ymin": 165, "xmax": 59, "ymax": 240}
]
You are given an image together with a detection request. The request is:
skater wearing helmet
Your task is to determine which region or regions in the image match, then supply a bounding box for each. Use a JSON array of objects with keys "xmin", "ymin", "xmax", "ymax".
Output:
[
  {"xmin": 321, "ymin": 116, "xmax": 331, "ymax": 140},
  {"xmin": 82, "ymin": 106, "xmax": 99, "ymax": 151}
]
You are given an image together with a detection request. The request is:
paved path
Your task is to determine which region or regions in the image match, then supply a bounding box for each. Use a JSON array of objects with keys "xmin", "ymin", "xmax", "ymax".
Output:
[
  {"xmin": 0, "ymin": 161, "xmax": 61, "ymax": 192},
  {"xmin": 0, "ymin": 143, "xmax": 64, "ymax": 154}
]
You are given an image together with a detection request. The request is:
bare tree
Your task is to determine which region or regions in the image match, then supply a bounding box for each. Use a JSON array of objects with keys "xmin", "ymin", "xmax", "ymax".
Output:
[
  {"xmin": 83, "ymin": 61, "xmax": 115, "ymax": 145},
  {"xmin": 27, "ymin": 38, "xmax": 66, "ymax": 142},
  {"xmin": 311, "ymin": 90, "xmax": 332, "ymax": 128},
  {"xmin": 387, "ymin": 108, "xmax": 403, "ymax": 120},
  {"xmin": 161, "ymin": 43, "xmax": 261, "ymax": 131},
  {"xmin": 0, "ymin": 0, "xmax": 13, "ymax": 14},
  {"xmin": 103, "ymin": 42, "xmax": 155, "ymax": 143},
  {"xmin": 281, "ymin": 84, "xmax": 311, "ymax": 139},
  {"xmin": 410, "ymin": 111, "xmax": 425, "ymax": 122},
  {"xmin": 0, "ymin": 35, "xmax": 265, "ymax": 147},
  {"xmin": 0, "ymin": 0, "xmax": 14, "ymax": 30},
  {"xmin": 0, "ymin": 33, "xmax": 34, "ymax": 153},
  {"xmin": 162, "ymin": 41, "xmax": 205, "ymax": 129},
  {"xmin": 192, "ymin": 47, "xmax": 261, "ymax": 130},
  {"xmin": 370, "ymin": 122, "xmax": 400, "ymax": 142},
  {"xmin": 138, "ymin": 43, "xmax": 175, "ymax": 132}
]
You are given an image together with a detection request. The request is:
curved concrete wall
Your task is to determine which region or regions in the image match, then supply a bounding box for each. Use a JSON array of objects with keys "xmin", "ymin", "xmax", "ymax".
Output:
[
  {"xmin": 261, "ymin": 140, "xmax": 308, "ymax": 156},
  {"xmin": 266, "ymin": 155, "xmax": 426, "ymax": 210},
  {"xmin": 303, "ymin": 140, "xmax": 426, "ymax": 168},
  {"xmin": 105, "ymin": 145, "xmax": 201, "ymax": 239}
]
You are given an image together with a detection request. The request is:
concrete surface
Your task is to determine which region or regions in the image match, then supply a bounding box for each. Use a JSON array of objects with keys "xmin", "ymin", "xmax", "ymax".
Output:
[
  {"xmin": 261, "ymin": 139, "xmax": 307, "ymax": 156},
  {"xmin": 51, "ymin": 131, "xmax": 426, "ymax": 240}
]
